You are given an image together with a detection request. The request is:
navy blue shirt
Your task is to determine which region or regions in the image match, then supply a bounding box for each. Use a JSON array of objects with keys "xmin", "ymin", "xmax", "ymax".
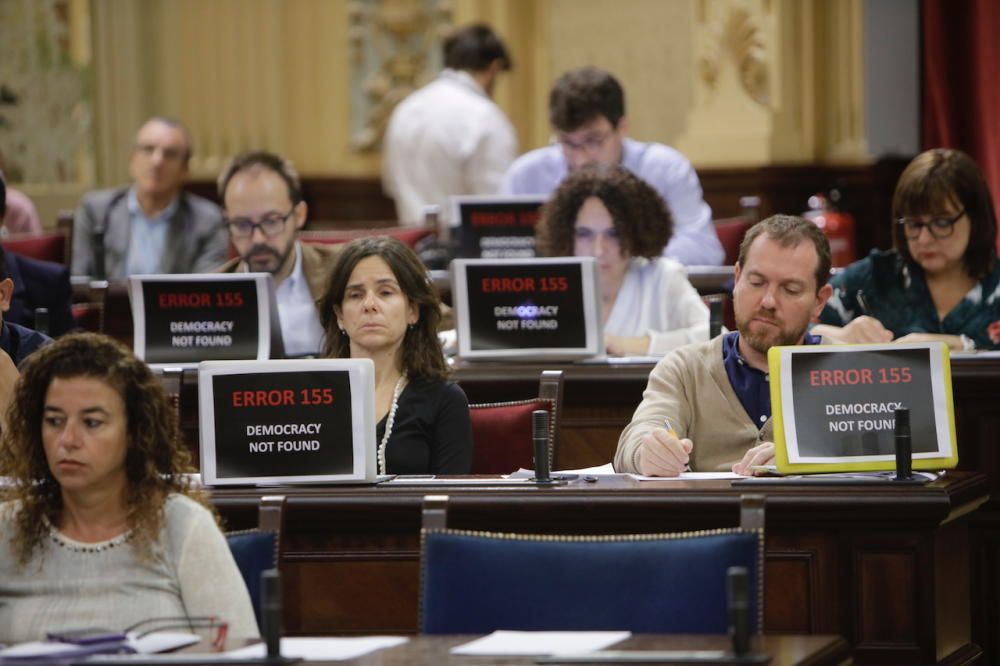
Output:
[
  {"xmin": 722, "ymin": 330, "xmax": 821, "ymax": 428},
  {"xmin": 0, "ymin": 320, "xmax": 52, "ymax": 366}
]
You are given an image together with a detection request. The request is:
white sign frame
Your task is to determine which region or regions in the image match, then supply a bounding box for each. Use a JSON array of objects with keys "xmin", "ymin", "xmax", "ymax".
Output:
[
  {"xmin": 451, "ymin": 256, "xmax": 604, "ymax": 361},
  {"xmin": 129, "ymin": 273, "xmax": 282, "ymax": 366},
  {"xmin": 198, "ymin": 359, "xmax": 377, "ymax": 485}
]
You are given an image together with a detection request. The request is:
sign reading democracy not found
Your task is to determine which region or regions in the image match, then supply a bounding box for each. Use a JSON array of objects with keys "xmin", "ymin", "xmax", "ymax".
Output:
[
  {"xmin": 769, "ymin": 342, "xmax": 957, "ymax": 473},
  {"xmin": 198, "ymin": 359, "xmax": 376, "ymax": 485},
  {"xmin": 130, "ymin": 274, "xmax": 282, "ymax": 364},
  {"xmin": 452, "ymin": 257, "xmax": 602, "ymax": 360},
  {"xmin": 451, "ymin": 196, "xmax": 545, "ymax": 259}
]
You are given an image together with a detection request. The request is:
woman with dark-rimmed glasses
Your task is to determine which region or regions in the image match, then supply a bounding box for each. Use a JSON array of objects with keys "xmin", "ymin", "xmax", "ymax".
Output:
[{"xmin": 814, "ymin": 148, "xmax": 1000, "ymax": 350}]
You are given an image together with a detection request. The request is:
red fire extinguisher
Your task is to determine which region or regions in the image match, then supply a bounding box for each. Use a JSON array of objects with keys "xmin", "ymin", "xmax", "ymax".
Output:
[{"xmin": 804, "ymin": 191, "xmax": 856, "ymax": 267}]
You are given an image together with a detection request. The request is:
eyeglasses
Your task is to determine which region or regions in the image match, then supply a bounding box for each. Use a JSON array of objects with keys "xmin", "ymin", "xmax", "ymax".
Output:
[
  {"xmin": 553, "ymin": 130, "xmax": 613, "ymax": 153},
  {"xmin": 225, "ymin": 207, "xmax": 295, "ymax": 238},
  {"xmin": 134, "ymin": 143, "xmax": 187, "ymax": 163},
  {"xmin": 896, "ymin": 209, "xmax": 965, "ymax": 240}
]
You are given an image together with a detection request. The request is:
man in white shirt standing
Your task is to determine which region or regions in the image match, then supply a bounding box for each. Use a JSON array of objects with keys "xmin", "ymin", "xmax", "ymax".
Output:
[
  {"xmin": 382, "ymin": 23, "xmax": 517, "ymax": 225},
  {"xmin": 501, "ymin": 67, "xmax": 724, "ymax": 266},
  {"xmin": 217, "ymin": 152, "xmax": 340, "ymax": 357}
]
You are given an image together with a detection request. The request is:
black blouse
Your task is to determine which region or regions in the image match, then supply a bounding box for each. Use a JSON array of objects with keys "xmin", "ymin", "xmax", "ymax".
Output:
[{"xmin": 375, "ymin": 377, "xmax": 473, "ymax": 474}]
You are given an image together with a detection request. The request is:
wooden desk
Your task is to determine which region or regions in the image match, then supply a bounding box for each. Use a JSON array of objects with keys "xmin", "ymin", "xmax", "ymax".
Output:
[
  {"xmin": 322, "ymin": 633, "xmax": 850, "ymax": 665},
  {"xmin": 211, "ymin": 472, "xmax": 986, "ymax": 665}
]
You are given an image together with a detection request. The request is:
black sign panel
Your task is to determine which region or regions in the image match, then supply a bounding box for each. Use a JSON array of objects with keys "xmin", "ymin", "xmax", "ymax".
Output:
[
  {"xmin": 140, "ymin": 280, "xmax": 261, "ymax": 363},
  {"xmin": 788, "ymin": 348, "xmax": 937, "ymax": 457},
  {"xmin": 211, "ymin": 371, "xmax": 355, "ymax": 479},
  {"xmin": 464, "ymin": 262, "xmax": 586, "ymax": 350},
  {"xmin": 456, "ymin": 200, "xmax": 543, "ymax": 259}
]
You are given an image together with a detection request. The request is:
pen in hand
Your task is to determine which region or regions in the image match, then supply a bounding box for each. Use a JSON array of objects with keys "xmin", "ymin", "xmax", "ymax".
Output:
[
  {"xmin": 856, "ymin": 290, "xmax": 871, "ymax": 316},
  {"xmin": 664, "ymin": 418, "xmax": 692, "ymax": 473}
]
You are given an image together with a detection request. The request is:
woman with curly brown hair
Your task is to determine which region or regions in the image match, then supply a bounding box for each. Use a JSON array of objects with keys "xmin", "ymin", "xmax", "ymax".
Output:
[
  {"xmin": 0, "ymin": 333, "xmax": 257, "ymax": 643},
  {"xmin": 320, "ymin": 237, "xmax": 472, "ymax": 475},
  {"xmin": 538, "ymin": 165, "xmax": 709, "ymax": 356}
]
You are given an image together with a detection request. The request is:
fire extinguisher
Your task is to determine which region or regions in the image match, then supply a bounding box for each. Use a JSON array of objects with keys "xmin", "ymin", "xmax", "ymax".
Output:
[{"xmin": 804, "ymin": 190, "xmax": 856, "ymax": 267}]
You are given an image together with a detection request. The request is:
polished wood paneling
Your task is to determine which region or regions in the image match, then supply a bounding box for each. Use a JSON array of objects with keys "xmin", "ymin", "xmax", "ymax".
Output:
[
  {"xmin": 211, "ymin": 473, "xmax": 987, "ymax": 665},
  {"xmin": 185, "ymin": 158, "xmax": 911, "ymax": 254}
]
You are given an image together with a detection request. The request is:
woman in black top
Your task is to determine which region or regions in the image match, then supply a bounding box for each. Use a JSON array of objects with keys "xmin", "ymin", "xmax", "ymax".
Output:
[{"xmin": 320, "ymin": 237, "xmax": 472, "ymax": 474}]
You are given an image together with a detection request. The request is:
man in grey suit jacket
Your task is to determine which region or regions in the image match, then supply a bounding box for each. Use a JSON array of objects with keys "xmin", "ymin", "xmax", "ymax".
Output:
[{"xmin": 72, "ymin": 117, "xmax": 229, "ymax": 279}]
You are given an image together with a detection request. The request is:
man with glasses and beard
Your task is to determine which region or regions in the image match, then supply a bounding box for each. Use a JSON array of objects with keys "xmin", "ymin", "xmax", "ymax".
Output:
[
  {"xmin": 614, "ymin": 215, "xmax": 833, "ymax": 476},
  {"xmin": 217, "ymin": 151, "xmax": 340, "ymax": 357},
  {"xmin": 501, "ymin": 66, "xmax": 722, "ymax": 266}
]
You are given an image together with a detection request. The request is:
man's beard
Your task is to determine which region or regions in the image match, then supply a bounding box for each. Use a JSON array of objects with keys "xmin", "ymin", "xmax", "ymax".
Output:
[
  {"xmin": 244, "ymin": 243, "xmax": 289, "ymax": 275},
  {"xmin": 736, "ymin": 308, "xmax": 810, "ymax": 355}
]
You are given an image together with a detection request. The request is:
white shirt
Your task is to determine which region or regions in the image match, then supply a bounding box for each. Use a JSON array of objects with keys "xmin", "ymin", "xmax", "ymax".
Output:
[
  {"xmin": 500, "ymin": 138, "xmax": 724, "ymax": 266},
  {"xmin": 605, "ymin": 257, "xmax": 710, "ymax": 355},
  {"xmin": 274, "ymin": 242, "xmax": 324, "ymax": 357},
  {"xmin": 383, "ymin": 69, "xmax": 518, "ymax": 224}
]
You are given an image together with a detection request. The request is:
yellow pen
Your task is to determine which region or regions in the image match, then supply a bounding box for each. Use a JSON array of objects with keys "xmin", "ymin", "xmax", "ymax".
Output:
[{"xmin": 664, "ymin": 417, "xmax": 692, "ymax": 472}]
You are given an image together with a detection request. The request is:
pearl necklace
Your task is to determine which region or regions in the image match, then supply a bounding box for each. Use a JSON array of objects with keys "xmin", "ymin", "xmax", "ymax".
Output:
[{"xmin": 377, "ymin": 374, "xmax": 407, "ymax": 475}]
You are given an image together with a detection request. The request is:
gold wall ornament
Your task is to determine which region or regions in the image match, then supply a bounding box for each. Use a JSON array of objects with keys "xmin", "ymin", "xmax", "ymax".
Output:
[
  {"xmin": 697, "ymin": 2, "xmax": 770, "ymax": 108},
  {"xmin": 349, "ymin": 0, "xmax": 453, "ymax": 152},
  {"xmin": 0, "ymin": 0, "xmax": 92, "ymax": 183}
]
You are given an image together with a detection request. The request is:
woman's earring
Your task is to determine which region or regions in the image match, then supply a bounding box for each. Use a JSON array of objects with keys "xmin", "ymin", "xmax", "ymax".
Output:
[
  {"xmin": 339, "ymin": 328, "xmax": 347, "ymax": 336},
  {"xmin": 407, "ymin": 323, "xmax": 416, "ymax": 332}
]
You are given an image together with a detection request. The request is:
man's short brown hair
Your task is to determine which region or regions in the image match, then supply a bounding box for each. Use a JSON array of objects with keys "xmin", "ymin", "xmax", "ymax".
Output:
[
  {"xmin": 737, "ymin": 215, "xmax": 832, "ymax": 290},
  {"xmin": 549, "ymin": 67, "xmax": 625, "ymax": 132},
  {"xmin": 217, "ymin": 151, "xmax": 303, "ymax": 205}
]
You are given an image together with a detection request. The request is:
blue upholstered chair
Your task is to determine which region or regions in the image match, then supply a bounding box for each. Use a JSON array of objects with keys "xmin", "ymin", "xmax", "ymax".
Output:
[
  {"xmin": 225, "ymin": 495, "xmax": 285, "ymax": 626},
  {"xmin": 420, "ymin": 494, "xmax": 764, "ymax": 635}
]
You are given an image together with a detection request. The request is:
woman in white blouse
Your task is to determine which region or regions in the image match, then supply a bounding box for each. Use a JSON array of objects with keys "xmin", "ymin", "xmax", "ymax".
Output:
[
  {"xmin": 537, "ymin": 165, "xmax": 709, "ymax": 356},
  {"xmin": 0, "ymin": 333, "xmax": 258, "ymax": 644}
]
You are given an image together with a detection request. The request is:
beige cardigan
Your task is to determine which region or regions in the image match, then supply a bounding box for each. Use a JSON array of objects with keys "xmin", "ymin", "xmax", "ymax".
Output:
[{"xmin": 614, "ymin": 335, "xmax": 774, "ymax": 473}]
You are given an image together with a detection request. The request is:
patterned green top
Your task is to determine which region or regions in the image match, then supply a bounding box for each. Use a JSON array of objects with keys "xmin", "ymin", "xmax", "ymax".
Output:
[{"xmin": 819, "ymin": 249, "xmax": 1000, "ymax": 350}]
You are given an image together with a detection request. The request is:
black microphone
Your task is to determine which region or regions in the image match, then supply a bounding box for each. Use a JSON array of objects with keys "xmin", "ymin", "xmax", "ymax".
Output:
[
  {"xmin": 727, "ymin": 566, "xmax": 750, "ymax": 656},
  {"xmin": 894, "ymin": 407, "xmax": 912, "ymax": 481},
  {"xmin": 532, "ymin": 409, "xmax": 551, "ymax": 483},
  {"xmin": 261, "ymin": 568, "xmax": 282, "ymax": 660},
  {"xmin": 33, "ymin": 307, "xmax": 50, "ymax": 336},
  {"xmin": 708, "ymin": 297, "xmax": 724, "ymax": 339}
]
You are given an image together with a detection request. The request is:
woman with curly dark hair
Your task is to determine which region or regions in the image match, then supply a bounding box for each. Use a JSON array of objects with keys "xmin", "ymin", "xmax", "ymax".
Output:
[
  {"xmin": 320, "ymin": 237, "xmax": 472, "ymax": 475},
  {"xmin": 538, "ymin": 165, "xmax": 708, "ymax": 355},
  {"xmin": 0, "ymin": 333, "xmax": 258, "ymax": 643}
]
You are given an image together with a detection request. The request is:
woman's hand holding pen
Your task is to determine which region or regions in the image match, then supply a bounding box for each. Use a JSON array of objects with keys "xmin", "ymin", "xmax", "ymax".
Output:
[
  {"xmin": 637, "ymin": 420, "xmax": 693, "ymax": 477},
  {"xmin": 840, "ymin": 316, "xmax": 893, "ymax": 343},
  {"xmin": 813, "ymin": 316, "xmax": 893, "ymax": 344}
]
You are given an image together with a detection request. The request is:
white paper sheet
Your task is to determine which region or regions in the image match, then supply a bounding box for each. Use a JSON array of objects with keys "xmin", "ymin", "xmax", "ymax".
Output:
[
  {"xmin": 629, "ymin": 471, "xmax": 744, "ymax": 481},
  {"xmin": 450, "ymin": 630, "xmax": 630, "ymax": 656},
  {"xmin": 224, "ymin": 636, "xmax": 407, "ymax": 661}
]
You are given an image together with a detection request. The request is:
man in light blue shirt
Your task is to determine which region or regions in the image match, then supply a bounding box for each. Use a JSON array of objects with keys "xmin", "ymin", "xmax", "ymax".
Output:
[{"xmin": 501, "ymin": 67, "xmax": 723, "ymax": 266}]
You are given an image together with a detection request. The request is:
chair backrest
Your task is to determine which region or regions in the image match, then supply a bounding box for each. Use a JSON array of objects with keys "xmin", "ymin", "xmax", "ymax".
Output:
[
  {"xmin": 225, "ymin": 495, "xmax": 286, "ymax": 627},
  {"xmin": 714, "ymin": 216, "xmax": 753, "ymax": 266},
  {"xmin": 420, "ymin": 494, "xmax": 765, "ymax": 635},
  {"xmin": 299, "ymin": 225, "xmax": 435, "ymax": 249},
  {"xmin": 1, "ymin": 230, "xmax": 70, "ymax": 264},
  {"xmin": 467, "ymin": 370, "xmax": 563, "ymax": 474}
]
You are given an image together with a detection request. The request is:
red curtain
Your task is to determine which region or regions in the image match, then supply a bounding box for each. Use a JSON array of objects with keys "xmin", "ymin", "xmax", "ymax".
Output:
[{"xmin": 922, "ymin": 0, "xmax": 1000, "ymax": 251}]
